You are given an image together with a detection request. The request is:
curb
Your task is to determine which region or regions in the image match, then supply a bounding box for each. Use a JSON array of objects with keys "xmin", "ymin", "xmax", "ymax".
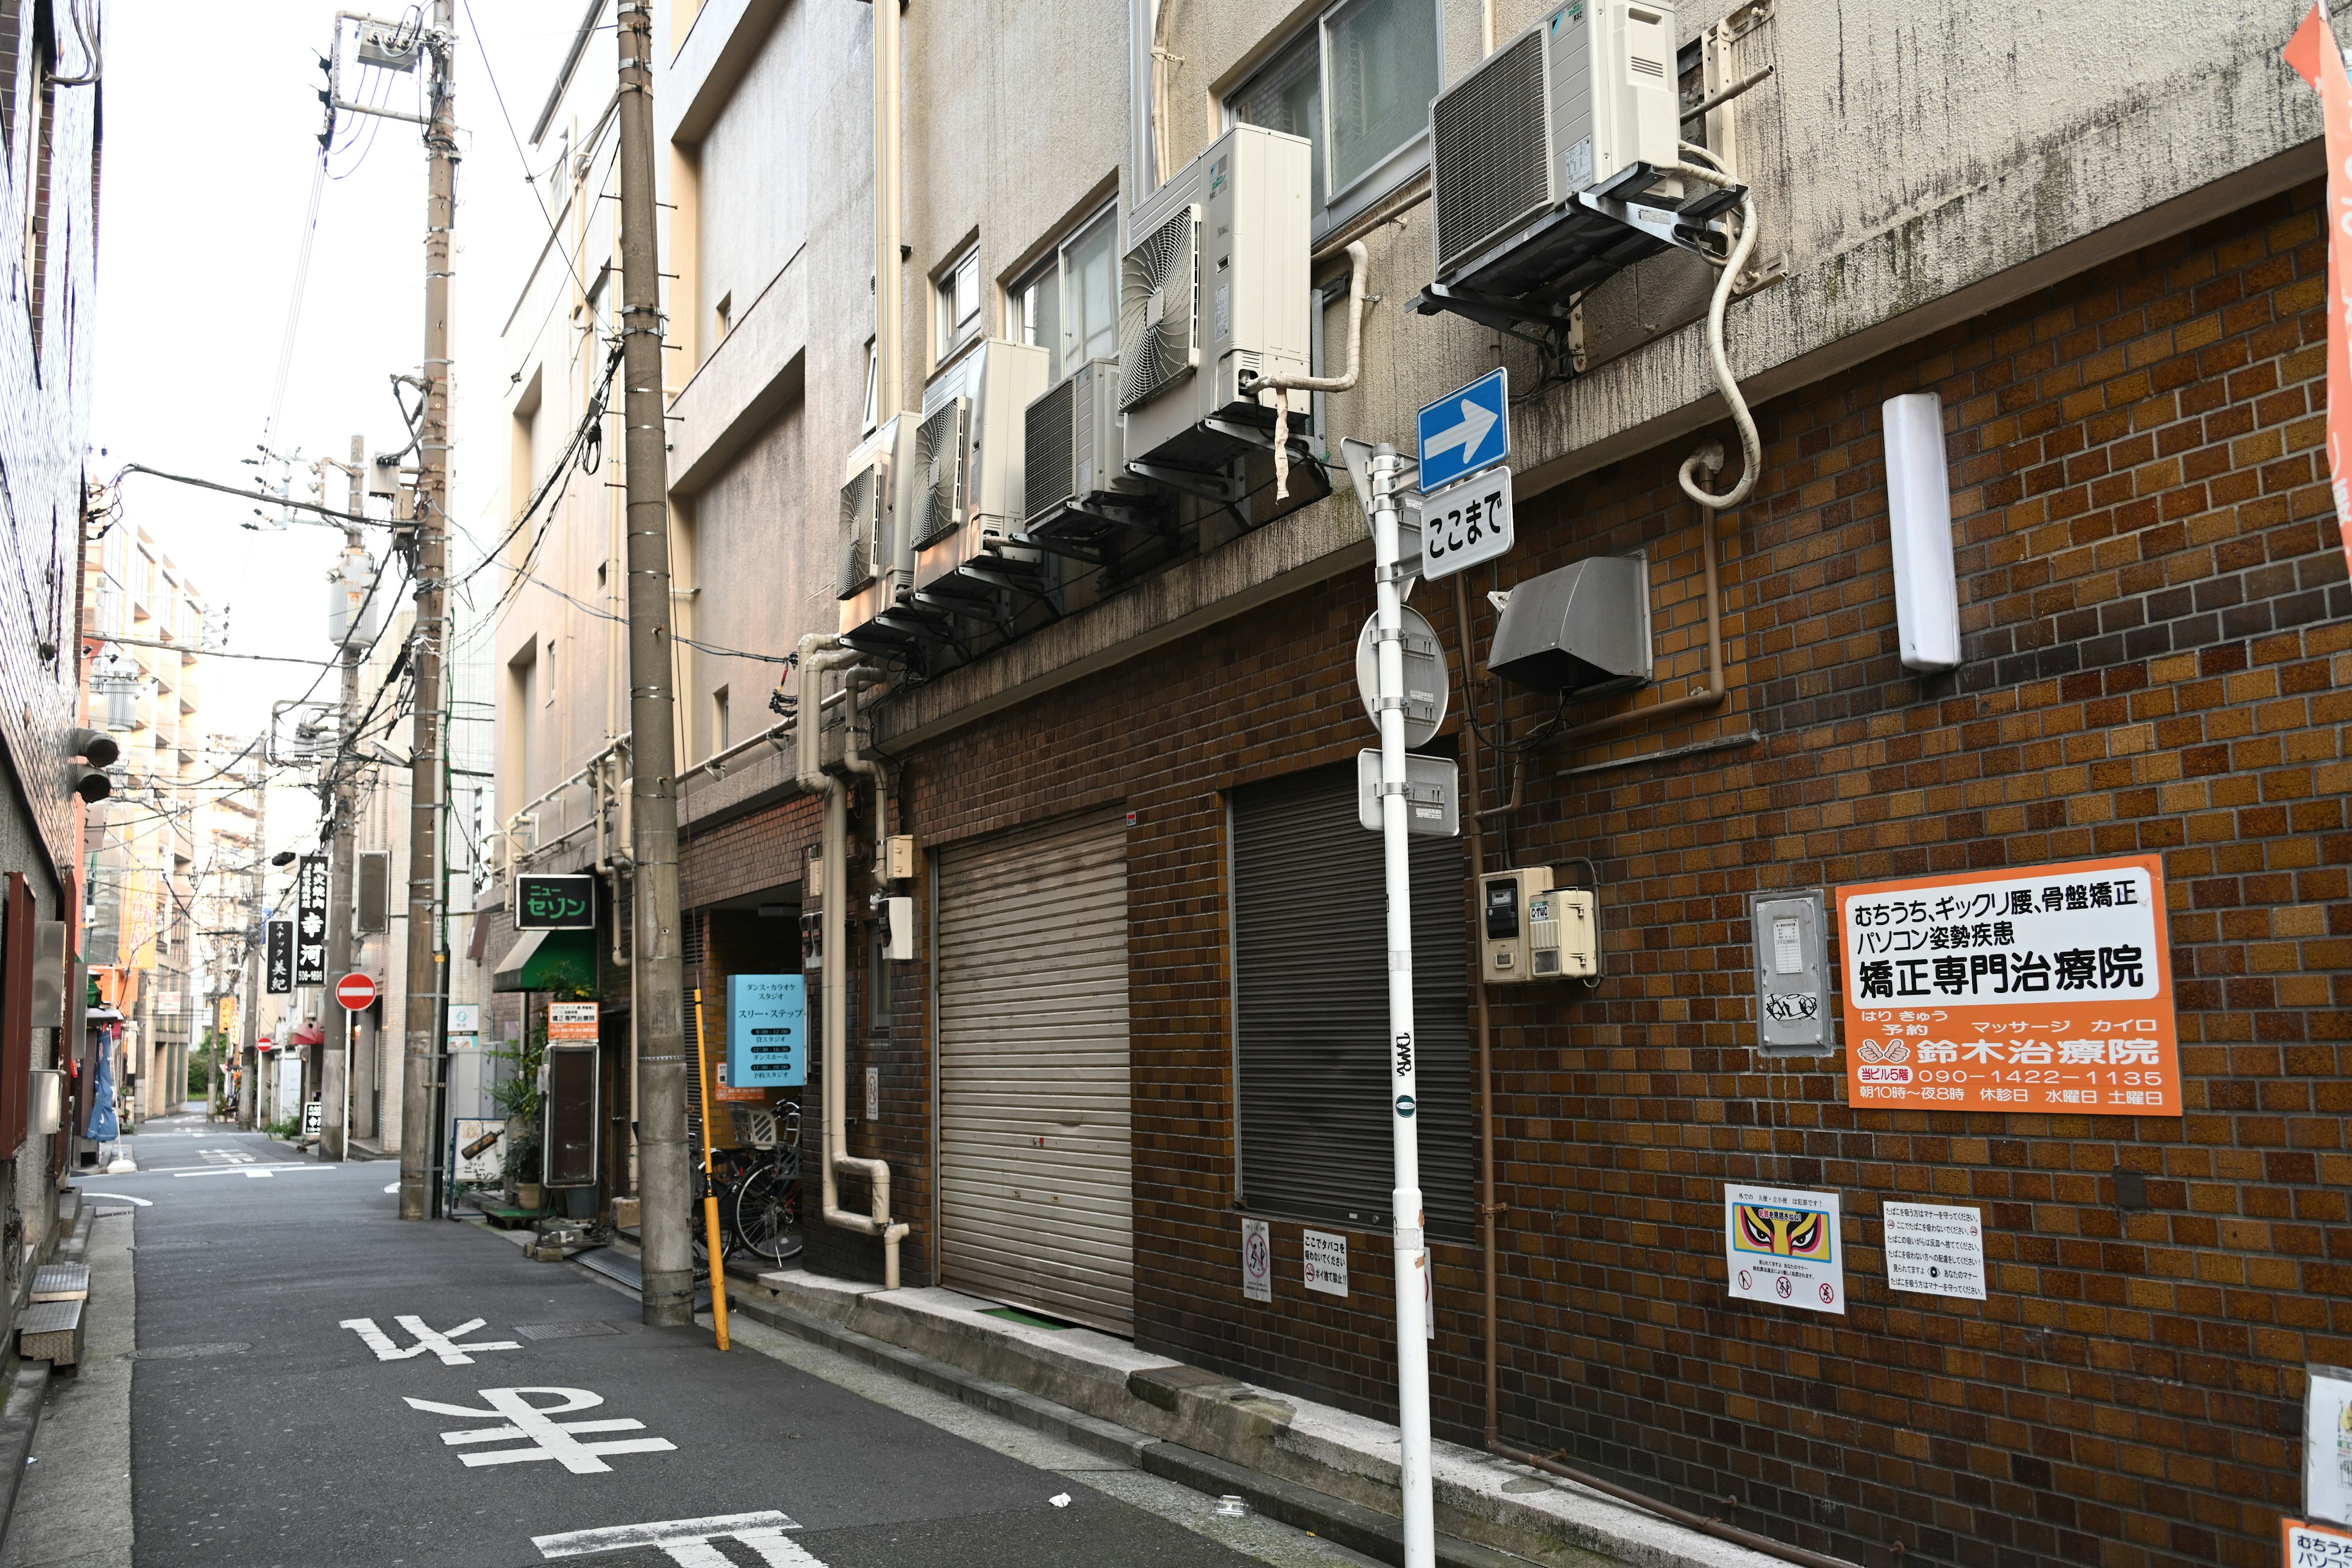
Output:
[{"xmin": 725, "ymin": 1291, "xmax": 1541, "ymax": 1568}]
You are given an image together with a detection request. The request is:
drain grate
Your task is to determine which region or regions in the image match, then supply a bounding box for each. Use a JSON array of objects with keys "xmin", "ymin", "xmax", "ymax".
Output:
[
  {"xmin": 92, "ymin": 1205, "xmax": 132, "ymax": 1218},
  {"xmin": 514, "ymin": 1321, "xmax": 622, "ymax": 1341},
  {"xmin": 134, "ymin": 1342, "xmax": 250, "ymax": 1361}
]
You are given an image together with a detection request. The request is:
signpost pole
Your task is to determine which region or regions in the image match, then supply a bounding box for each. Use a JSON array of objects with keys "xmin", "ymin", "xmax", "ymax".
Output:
[{"xmin": 1369, "ymin": 442, "xmax": 1436, "ymax": 1568}]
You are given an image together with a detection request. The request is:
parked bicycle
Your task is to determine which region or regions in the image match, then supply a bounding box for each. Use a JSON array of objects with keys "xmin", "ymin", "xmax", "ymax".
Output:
[{"xmin": 691, "ymin": 1102, "xmax": 803, "ymax": 1268}]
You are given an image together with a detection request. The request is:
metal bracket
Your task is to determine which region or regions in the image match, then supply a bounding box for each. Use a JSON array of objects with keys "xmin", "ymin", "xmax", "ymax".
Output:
[
  {"xmin": 1126, "ymin": 458, "xmax": 1247, "ymax": 505},
  {"xmin": 1572, "ymin": 190, "xmax": 1727, "ymax": 262},
  {"xmin": 1375, "ymin": 781, "xmax": 1414, "ymax": 797},
  {"xmin": 1414, "ymin": 282, "xmax": 1578, "ymax": 358}
]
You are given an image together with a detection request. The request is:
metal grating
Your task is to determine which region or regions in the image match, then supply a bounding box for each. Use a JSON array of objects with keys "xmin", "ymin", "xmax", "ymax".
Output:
[
  {"xmin": 1023, "ymin": 375, "xmax": 1076, "ymax": 525},
  {"xmin": 1117, "ymin": 206, "xmax": 1199, "ymax": 410},
  {"xmin": 513, "ymin": 1320, "xmax": 621, "ymax": 1341},
  {"xmin": 912, "ymin": 401, "xmax": 969, "ymax": 549},
  {"xmin": 837, "ymin": 464, "xmax": 878, "ymax": 598},
  {"xmin": 1432, "ymin": 29, "xmax": 1554, "ymax": 278},
  {"xmin": 134, "ymin": 1341, "xmax": 249, "ymax": 1360}
]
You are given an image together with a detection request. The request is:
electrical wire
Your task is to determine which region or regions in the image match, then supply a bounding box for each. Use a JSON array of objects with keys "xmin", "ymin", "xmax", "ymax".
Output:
[{"xmin": 261, "ymin": 155, "xmax": 328, "ymax": 445}]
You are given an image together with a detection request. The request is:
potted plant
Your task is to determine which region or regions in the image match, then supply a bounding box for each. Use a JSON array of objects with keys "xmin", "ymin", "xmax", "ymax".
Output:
[{"xmin": 492, "ymin": 1016, "xmax": 548, "ymax": 1212}]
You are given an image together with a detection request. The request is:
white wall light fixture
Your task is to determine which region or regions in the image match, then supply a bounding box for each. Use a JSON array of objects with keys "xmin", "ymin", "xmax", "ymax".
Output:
[{"xmin": 1882, "ymin": 391, "xmax": 1962, "ymax": 673}]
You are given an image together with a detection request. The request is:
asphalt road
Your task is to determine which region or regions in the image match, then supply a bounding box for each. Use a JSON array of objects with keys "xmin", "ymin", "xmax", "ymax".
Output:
[{"xmin": 82, "ymin": 1115, "xmax": 1372, "ymax": 1568}]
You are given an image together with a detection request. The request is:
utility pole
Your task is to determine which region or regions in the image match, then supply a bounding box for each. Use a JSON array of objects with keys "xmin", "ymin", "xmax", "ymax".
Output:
[
  {"xmin": 320, "ymin": 435, "xmax": 364, "ymax": 1161},
  {"xmin": 240, "ymin": 766, "xmax": 268, "ymax": 1131},
  {"xmin": 616, "ymin": 0, "xmax": 692, "ymax": 1325},
  {"xmin": 398, "ymin": 2, "xmax": 457, "ymax": 1219}
]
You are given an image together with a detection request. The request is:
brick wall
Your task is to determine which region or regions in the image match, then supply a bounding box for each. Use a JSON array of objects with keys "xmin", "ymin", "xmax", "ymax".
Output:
[{"xmin": 841, "ymin": 181, "xmax": 2348, "ymax": 1568}]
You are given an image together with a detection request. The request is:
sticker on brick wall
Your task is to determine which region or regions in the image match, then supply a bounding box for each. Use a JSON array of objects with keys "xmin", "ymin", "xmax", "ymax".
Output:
[
  {"xmin": 2302, "ymin": 1364, "xmax": 2352, "ymax": 1528},
  {"xmin": 1834, "ymin": 854, "xmax": 2179, "ymax": 1118},
  {"xmin": 1303, "ymin": 1229, "xmax": 1348, "ymax": 1297},
  {"xmin": 1725, "ymin": 1185, "xmax": 1843, "ymax": 1314},
  {"xmin": 1241, "ymin": 1218, "xmax": 1271, "ymax": 1303},
  {"xmin": 1882, "ymin": 1202, "xmax": 1986, "ymax": 1300}
]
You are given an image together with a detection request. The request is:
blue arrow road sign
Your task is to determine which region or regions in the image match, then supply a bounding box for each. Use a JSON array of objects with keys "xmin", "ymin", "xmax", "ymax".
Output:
[{"xmin": 1416, "ymin": 368, "xmax": 1509, "ymax": 491}]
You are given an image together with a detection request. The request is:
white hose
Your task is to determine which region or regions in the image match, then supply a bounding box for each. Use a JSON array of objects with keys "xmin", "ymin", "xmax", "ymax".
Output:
[
  {"xmin": 1258, "ymin": 241, "xmax": 1368, "ymax": 501},
  {"xmin": 1670, "ymin": 144, "xmax": 1762, "ymax": 511}
]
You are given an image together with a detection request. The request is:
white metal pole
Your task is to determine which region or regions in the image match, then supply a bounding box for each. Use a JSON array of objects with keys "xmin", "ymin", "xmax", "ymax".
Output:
[{"xmin": 1370, "ymin": 442, "xmax": 1435, "ymax": 1566}]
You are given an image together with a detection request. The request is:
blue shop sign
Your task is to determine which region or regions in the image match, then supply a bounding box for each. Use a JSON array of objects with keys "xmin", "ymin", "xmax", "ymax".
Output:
[{"xmin": 728, "ymin": 973, "xmax": 806, "ymax": 1088}]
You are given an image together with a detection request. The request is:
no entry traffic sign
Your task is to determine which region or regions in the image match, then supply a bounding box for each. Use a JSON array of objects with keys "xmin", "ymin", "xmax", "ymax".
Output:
[{"xmin": 334, "ymin": 972, "xmax": 379, "ymax": 1012}]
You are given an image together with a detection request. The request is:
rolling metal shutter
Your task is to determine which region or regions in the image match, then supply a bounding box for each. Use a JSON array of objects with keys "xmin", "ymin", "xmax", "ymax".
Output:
[
  {"xmin": 937, "ymin": 809, "xmax": 1133, "ymax": 1330},
  {"xmin": 1231, "ymin": 762, "xmax": 1472, "ymax": 1240}
]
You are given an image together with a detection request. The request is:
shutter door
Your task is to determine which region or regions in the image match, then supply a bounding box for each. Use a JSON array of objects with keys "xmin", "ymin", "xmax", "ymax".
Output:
[
  {"xmin": 937, "ymin": 809, "xmax": 1132, "ymax": 1330},
  {"xmin": 1232, "ymin": 762, "xmax": 1472, "ymax": 1239}
]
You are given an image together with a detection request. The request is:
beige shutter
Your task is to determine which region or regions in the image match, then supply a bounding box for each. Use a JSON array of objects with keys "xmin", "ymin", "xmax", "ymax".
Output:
[{"xmin": 936, "ymin": 808, "xmax": 1131, "ymax": 1331}]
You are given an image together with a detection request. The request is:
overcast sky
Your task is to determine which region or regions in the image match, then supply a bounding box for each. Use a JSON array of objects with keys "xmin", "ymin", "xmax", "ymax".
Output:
[{"xmin": 92, "ymin": 1, "xmax": 590, "ymax": 762}]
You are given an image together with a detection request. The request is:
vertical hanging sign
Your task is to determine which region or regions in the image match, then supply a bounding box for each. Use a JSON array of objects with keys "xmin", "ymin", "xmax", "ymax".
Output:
[
  {"xmin": 295, "ymin": 856, "xmax": 330, "ymax": 987},
  {"xmin": 265, "ymin": 919, "xmax": 293, "ymax": 995},
  {"xmin": 2287, "ymin": 5, "xmax": 2352, "ymax": 582},
  {"xmin": 1836, "ymin": 854, "xmax": 2179, "ymax": 1117}
]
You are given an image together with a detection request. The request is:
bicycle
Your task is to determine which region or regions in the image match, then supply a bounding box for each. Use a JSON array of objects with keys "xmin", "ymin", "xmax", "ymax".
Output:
[{"xmin": 690, "ymin": 1102, "xmax": 804, "ymax": 1268}]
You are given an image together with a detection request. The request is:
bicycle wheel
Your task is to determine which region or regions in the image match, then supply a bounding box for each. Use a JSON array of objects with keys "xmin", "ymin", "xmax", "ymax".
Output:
[{"xmin": 730, "ymin": 1163, "xmax": 804, "ymax": 1264}]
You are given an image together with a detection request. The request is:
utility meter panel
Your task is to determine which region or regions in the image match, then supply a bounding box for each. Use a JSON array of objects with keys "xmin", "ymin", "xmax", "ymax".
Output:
[
  {"xmin": 1750, "ymin": 888, "xmax": 1831, "ymax": 1054},
  {"xmin": 1482, "ymin": 868, "xmax": 1598, "ymax": 982}
]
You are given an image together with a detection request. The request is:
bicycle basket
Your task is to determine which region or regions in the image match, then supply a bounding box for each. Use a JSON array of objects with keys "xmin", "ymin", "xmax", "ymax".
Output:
[{"xmin": 729, "ymin": 1106, "xmax": 779, "ymax": 1150}]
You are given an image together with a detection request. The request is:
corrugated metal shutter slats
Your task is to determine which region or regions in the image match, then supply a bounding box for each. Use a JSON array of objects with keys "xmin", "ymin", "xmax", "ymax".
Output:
[
  {"xmin": 937, "ymin": 809, "xmax": 1133, "ymax": 1331},
  {"xmin": 1232, "ymin": 763, "xmax": 1474, "ymax": 1240}
]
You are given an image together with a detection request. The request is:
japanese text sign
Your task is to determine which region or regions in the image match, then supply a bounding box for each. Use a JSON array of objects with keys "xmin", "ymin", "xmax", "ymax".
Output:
[
  {"xmin": 265, "ymin": 918, "xmax": 293, "ymax": 995},
  {"xmin": 547, "ymin": 1002, "xmax": 598, "ymax": 1043},
  {"xmin": 1725, "ymin": 1185, "xmax": 1844, "ymax": 1314},
  {"xmin": 516, "ymin": 873, "xmax": 596, "ymax": 931},
  {"xmin": 1835, "ymin": 854, "xmax": 2178, "ymax": 1117},
  {"xmin": 726, "ymin": 974, "xmax": 805, "ymax": 1089},
  {"xmin": 295, "ymin": 856, "xmax": 330, "ymax": 986}
]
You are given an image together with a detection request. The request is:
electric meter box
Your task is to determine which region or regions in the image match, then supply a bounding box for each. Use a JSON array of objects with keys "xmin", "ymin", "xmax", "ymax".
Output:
[
  {"xmin": 1482, "ymin": 867, "xmax": 1597, "ymax": 982},
  {"xmin": 1749, "ymin": 888, "xmax": 1831, "ymax": 1055}
]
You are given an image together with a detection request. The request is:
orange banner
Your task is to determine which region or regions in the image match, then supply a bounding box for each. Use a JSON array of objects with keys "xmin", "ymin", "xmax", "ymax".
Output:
[
  {"xmin": 1834, "ymin": 854, "xmax": 2180, "ymax": 1118},
  {"xmin": 2287, "ymin": 5, "xmax": 2352, "ymax": 581}
]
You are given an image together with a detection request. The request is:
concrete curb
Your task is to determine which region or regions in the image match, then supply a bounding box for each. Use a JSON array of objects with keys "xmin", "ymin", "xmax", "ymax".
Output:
[
  {"xmin": 0, "ymin": 1360, "xmax": 47, "ymax": 1558},
  {"xmin": 726, "ymin": 1291, "xmax": 1546, "ymax": 1568}
]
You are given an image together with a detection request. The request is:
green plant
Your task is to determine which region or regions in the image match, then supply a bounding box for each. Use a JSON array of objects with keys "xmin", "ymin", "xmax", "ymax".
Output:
[
  {"xmin": 267, "ymin": 1117, "xmax": 301, "ymax": 1140},
  {"xmin": 491, "ymin": 1014, "xmax": 549, "ymax": 1179}
]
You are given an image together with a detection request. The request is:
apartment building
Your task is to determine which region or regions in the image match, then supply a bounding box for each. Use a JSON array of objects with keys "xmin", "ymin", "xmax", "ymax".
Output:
[
  {"xmin": 83, "ymin": 527, "xmax": 209, "ymax": 1125},
  {"xmin": 491, "ymin": 1, "xmax": 2344, "ymax": 1560}
]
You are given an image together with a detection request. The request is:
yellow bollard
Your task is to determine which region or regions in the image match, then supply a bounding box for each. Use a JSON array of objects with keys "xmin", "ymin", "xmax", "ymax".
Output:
[{"xmin": 691, "ymin": 988, "xmax": 730, "ymax": 1352}]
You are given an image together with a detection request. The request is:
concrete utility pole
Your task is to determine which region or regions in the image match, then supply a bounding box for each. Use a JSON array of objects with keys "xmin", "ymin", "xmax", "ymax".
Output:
[
  {"xmin": 398, "ymin": 1, "xmax": 457, "ymax": 1220},
  {"xmin": 616, "ymin": 0, "xmax": 693, "ymax": 1325},
  {"xmin": 240, "ymin": 768, "xmax": 268, "ymax": 1131},
  {"xmin": 320, "ymin": 435, "xmax": 364, "ymax": 1161}
]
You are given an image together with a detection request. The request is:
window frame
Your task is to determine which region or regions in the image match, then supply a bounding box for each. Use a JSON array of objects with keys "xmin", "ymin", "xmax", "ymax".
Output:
[
  {"xmin": 1226, "ymin": 0, "xmax": 1444, "ymax": 241},
  {"xmin": 1006, "ymin": 199, "xmax": 1121, "ymax": 384},
  {"xmin": 933, "ymin": 247, "xmax": 982, "ymax": 367}
]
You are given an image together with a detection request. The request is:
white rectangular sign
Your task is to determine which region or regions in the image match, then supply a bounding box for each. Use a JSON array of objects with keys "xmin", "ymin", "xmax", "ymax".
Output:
[
  {"xmin": 2307, "ymin": 1365, "xmax": 2352, "ymax": 1526},
  {"xmin": 1725, "ymin": 1185, "xmax": 1844, "ymax": 1314},
  {"xmin": 1415, "ymin": 465, "xmax": 1513, "ymax": 582},
  {"xmin": 1241, "ymin": 1218, "xmax": 1271, "ymax": 1303},
  {"xmin": 1302, "ymin": 1229, "xmax": 1348, "ymax": 1297},
  {"xmin": 448, "ymin": 1003, "xmax": 481, "ymax": 1035},
  {"xmin": 1882, "ymin": 1203, "xmax": 1986, "ymax": 1300}
]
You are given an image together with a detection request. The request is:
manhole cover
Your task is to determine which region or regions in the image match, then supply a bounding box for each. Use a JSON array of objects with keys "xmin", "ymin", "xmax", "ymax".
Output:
[
  {"xmin": 134, "ymin": 1343, "xmax": 250, "ymax": 1361},
  {"xmin": 514, "ymin": 1321, "xmax": 622, "ymax": 1341}
]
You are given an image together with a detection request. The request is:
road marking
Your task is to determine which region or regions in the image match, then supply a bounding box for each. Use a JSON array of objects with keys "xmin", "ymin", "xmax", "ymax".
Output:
[
  {"xmin": 342, "ymin": 1316, "xmax": 521, "ymax": 1365},
  {"xmin": 168, "ymin": 1164, "xmax": 333, "ymax": 1178},
  {"xmin": 405, "ymin": 1387, "xmax": 676, "ymax": 1474},
  {"xmin": 80, "ymin": 1192, "xmax": 151, "ymax": 1207},
  {"xmin": 383, "ymin": 1182, "xmax": 399, "ymax": 1193},
  {"xmin": 533, "ymin": 1511, "xmax": 820, "ymax": 1566},
  {"xmin": 198, "ymin": 1148, "xmax": 258, "ymax": 1165}
]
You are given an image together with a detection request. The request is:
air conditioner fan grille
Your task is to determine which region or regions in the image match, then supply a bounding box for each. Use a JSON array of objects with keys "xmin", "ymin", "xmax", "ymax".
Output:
[
  {"xmin": 1117, "ymin": 206, "xmax": 1199, "ymax": 410},
  {"xmin": 1024, "ymin": 375, "xmax": 1076, "ymax": 524},
  {"xmin": 913, "ymin": 401, "xmax": 968, "ymax": 549},
  {"xmin": 837, "ymin": 464, "xmax": 877, "ymax": 598},
  {"xmin": 1432, "ymin": 31, "xmax": 1552, "ymax": 279}
]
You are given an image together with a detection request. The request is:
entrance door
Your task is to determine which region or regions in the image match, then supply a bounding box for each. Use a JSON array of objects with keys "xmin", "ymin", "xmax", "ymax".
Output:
[{"xmin": 935, "ymin": 809, "xmax": 1131, "ymax": 1331}]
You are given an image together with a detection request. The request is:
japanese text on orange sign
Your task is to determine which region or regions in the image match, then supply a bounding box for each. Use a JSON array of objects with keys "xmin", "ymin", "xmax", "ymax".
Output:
[
  {"xmin": 1834, "ymin": 854, "xmax": 2179, "ymax": 1117},
  {"xmin": 548, "ymin": 1002, "xmax": 598, "ymax": 1043}
]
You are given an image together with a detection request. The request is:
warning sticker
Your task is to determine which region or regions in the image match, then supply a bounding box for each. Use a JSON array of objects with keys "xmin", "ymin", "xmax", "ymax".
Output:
[
  {"xmin": 1724, "ymin": 1185, "xmax": 1843, "ymax": 1315},
  {"xmin": 1882, "ymin": 1202, "xmax": 1986, "ymax": 1300}
]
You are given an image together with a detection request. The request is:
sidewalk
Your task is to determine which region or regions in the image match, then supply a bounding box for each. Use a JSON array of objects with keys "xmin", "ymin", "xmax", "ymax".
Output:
[
  {"xmin": 723, "ymin": 1269, "xmax": 1804, "ymax": 1568},
  {"xmin": 1, "ymin": 1202, "xmax": 132, "ymax": 1568}
]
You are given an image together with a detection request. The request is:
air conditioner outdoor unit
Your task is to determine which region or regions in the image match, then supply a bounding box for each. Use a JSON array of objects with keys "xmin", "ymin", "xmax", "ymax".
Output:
[
  {"xmin": 1427, "ymin": 0, "xmax": 1713, "ymax": 300},
  {"xmin": 911, "ymin": 337, "xmax": 1052, "ymax": 607},
  {"xmin": 1019, "ymin": 358, "xmax": 1154, "ymax": 552},
  {"xmin": 1119, "ymin": 123, "xmax": 1312, "ymax": 473},
  {"xmin": 837, "ymin": 415, "xmax": 921, "ymax": 648}
]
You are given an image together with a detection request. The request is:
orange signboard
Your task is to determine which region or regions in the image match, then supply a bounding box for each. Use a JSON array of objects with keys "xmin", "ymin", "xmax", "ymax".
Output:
[
  {"xmin": 1834, "ymin": 854, "xmax": 2179, "ymax": 1117},
  {"xmin": 547, "ymin": 1002, "xmax": 598, "ymax": 1042}
]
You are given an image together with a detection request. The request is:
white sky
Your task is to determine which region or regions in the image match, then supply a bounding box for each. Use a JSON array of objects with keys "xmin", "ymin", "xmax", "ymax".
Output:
[{"xmin": 92, "ymin": 1, "xmax": 590, "ymax": 765}]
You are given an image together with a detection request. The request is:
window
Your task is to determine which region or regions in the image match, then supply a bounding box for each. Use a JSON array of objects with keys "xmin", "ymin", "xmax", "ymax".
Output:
[
  {"xmin": 861, "ymin": 338, "xmax": 879, "ymax": 434},
  {"xmin": 935, "ymin": 249, "xmax": 981, "ymax": 363},
  {"xmin": 1231, "ymin": 0, "xmax": 1440, "ymax": 232},
  {"xmin": 1009, "ymin": 204, "xmax": 1118, "ymax": 383},
  {"xmin": 713, "ymin": 292, "xmax": 731, "ymax": 342},
  {"xmin": 712, "ymin": 685, "xmax": 729, "ymax": 753}
]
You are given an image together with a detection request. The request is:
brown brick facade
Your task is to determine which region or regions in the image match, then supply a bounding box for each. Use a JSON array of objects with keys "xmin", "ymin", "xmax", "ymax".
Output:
[{"xmin": 746, "ymin": 182, "xmax": 2352, "ymax": 1568}]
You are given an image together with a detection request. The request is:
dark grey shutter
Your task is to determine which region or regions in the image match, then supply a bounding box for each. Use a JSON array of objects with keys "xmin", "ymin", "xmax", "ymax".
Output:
[{"xmin": 1232, "ymin": 761, "xmax": 1472, "ymax": 1240}]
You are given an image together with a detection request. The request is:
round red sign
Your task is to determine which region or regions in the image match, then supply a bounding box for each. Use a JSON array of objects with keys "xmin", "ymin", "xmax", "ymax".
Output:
[{"xmin": 334, "ymin": 972, "xmax": 379, "ymax": 1012}]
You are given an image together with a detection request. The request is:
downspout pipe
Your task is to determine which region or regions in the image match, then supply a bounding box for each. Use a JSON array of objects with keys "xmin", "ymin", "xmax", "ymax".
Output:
[{"xmin": 794, "ymin": 632, "xmax": 909, "ymax": 1291}]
